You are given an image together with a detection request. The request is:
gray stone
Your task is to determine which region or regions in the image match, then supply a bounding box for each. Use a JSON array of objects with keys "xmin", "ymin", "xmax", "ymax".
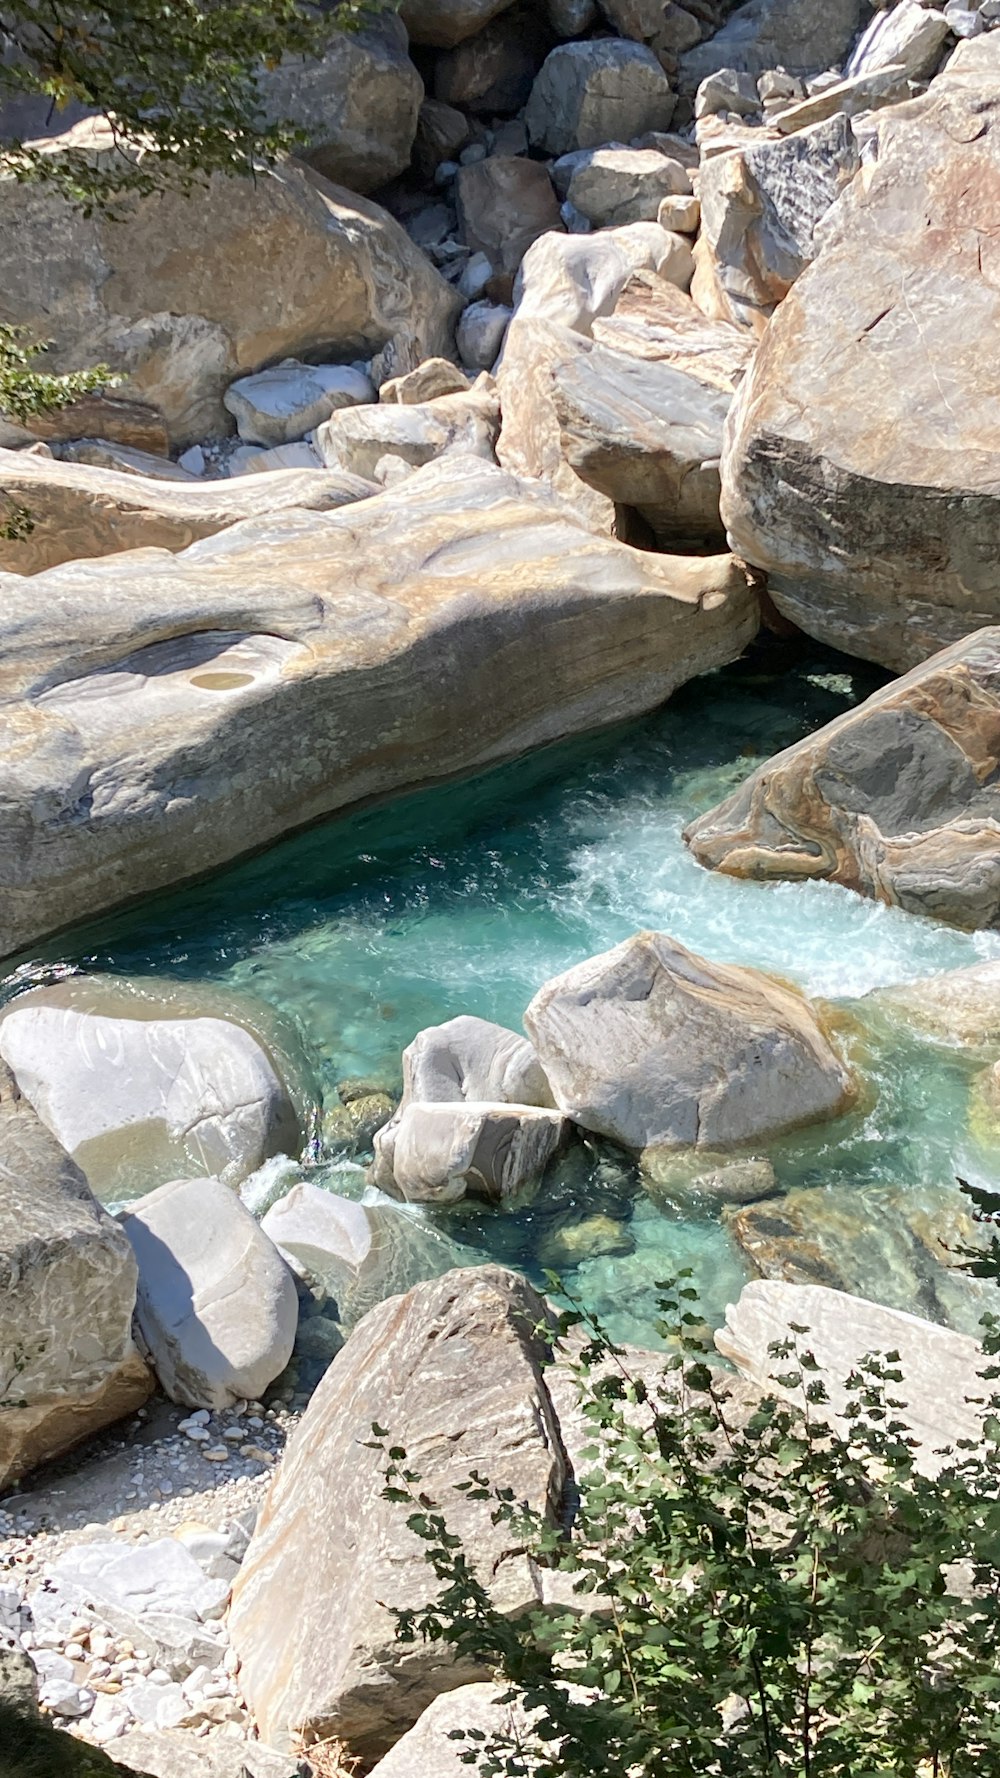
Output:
[
  {"xmin": 845, "ymin": 0, "xmax": 951, "ymax": 80},
  {"xmin": 456, "ymin": 301, "xmax": 511, "ymax": 370},
  {"xmin": 401, "ymin": 0, "xmax": 518, "ymax": 47},
  {"xmin": 694, "ymin": 67, "xmax": 762, "ymax": 118},
  {"xmin": 456, "ymin": 157, "xmax": 563, "ymax": 276},
  {"xmin": 567, "ymin": 149, "xmax": 692, "ymax": 228},
  {"xmin": 0, "ymin": 457, "xmax": 756, "ymax": 959},
  {"xmin": 413, "ymin": 100, "xmax": 470, "ymax": 180},
  {"xmin": 717, "ymin": 1280, "xmax": 992, "ymax": 1473},
  {"xmin": 0, "ymin": 120, "xmax": 459, "ymax": 445},
  {"xmin": 434, "ymin": 5, "xmax": 549, "ymax": 114},
  {"xmin": 524, "ymin": 930, "xmax": 855, "ymax": 1151},
  {"xmin": 261, "ymin": 1182, "xmax": 374, "ymax": 1278},
  {"xmin": 115, "ymin": 1728, "xmax": 303, "ymax": 1778},
  {"xmin": 680, "ymin": 0, "xmax": 865, "ymax": 89},
  {"xmin": 691, "ymin": 111, "xmax": 860, "ymax": 333},
  {"xmin": 230, "ymin": 1268, "xmax": 567, "ymax": 1759},
  {"xmin": 600, "ymin": 0, "xmax": 704, "ymax": 58},
  {"xmin": 316, "ymin": 381, "xmax": 500, "ymax": 478},
  {"xmin": 120, "ymin": 1178, "xmax": 299, "ymax": 1410},
  {"xmin": 548, "ymin": 0, "xmax": 598, "ymax": 32},
  {"xmin": 590, "ymin": 268, "xmax": 753, "ymax": 390},
  {"xmin": 256, "ymin": 17, "xmax": 422, "ymax": 193},
  {"xmin": 642, "ymin": 1146, "xmax": 776, "ymax": 1206},
  {"xmin": 525, "ymin": 41, "xmax": 676, "ymax": 157},
  {"xmin": 223, "ymin": 360, "xmax": 375, "ymax": 446},
  {"xmin": 31, "ymin": 1539, "xmax": 229, "ymax": 1680},
  {"xmin": 512, "ymin": 220, "xmax": 695, "ymax": 334},
  {"xmin": 719, "ymin": 34, "xmax": 1000, "ymax": 667},
  {"xmin": 0, "ymin": 982, "xmax": 300, "ymax": 1194},
  {"xmin": 51, "ymin": 441, "xmax": 197, "ymax": 480},
  {"xmin": 0, "ymin": 445, "xmax": 373, "ymax": 573},
  {"xmin": 685, "ymin": 629, "xmax": 1000, "ymax": 929},
  {"xmin": 397, "ymin": 1014, "xmax": 553, "ymax": 1110},
  {"xmin": 371, "ymin": 1100, "xmax": 568, "ymax": 1203},
  {"xmin": 0, "ymin": 1067, "xmax": 151, "ymax": 1491}
]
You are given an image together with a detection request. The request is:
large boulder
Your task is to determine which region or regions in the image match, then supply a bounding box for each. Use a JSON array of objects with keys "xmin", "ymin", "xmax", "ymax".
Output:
[
  {"xmin": 368, "ymin": 1686, "xmax": 536, "ymax": 1778},
  {"xmin": 523, "ymin": 931, "xmax": 854, "ymax": 1150},
  {"xmin": 591, "ymin": 268, "xmax": 754, "ymax": 388},
  {"xmin": 315, "ymin": 381, "xmax": 500, "ymax": 479},
  {"xmin": 371, "ymin": 1101, "xmax": 568, "ymax": 1203},
  {"xmin": 0, "ymin": 449, "xmax": 373, "ymax": 574},
  {"xmin": 691, "ymin": 112, "xmax": 860, "ymax": 334},
  {"xmin": 720, "ymin": 36, "xmax": 1000, "ymax": 670},
  {"xmin": 434, "ymin": 5, "xmax": 551, "ymax": 114},
  {"xmin": 120, "ymin": 1178, "xmax": 298, "ymax": 1409},
  {"xmin": 0, "ymin": 1067, "xmax": 152, "ymax": 1491},
  {"xmin": 401, "ymin": 0, "xmax": 518, "ymax": 48},
  {"xmin": 845, "ymin": 0, "xmax": 951, "ymax": 82},
  {"xmin": 455, "ymin": 157, "xmax": 563, "ymax": 277},
  {"xmin": 566, "ymin": 148, "xmax": 692, "ymax": 229},
  {"xmin": 525, "ymin": 41, "xmax": 676, "ymax": 156},
  {"xmin": 255, "ymin": 18, "xmax": 422, "ymax": 194},
  {"xmin": 716, "ymin": 1280, "xmax": 992, "ymax": 1472},
  {"xmin": 513, "ymin": 222, "xmax": 693, "ymax": 335},
  {"xmin": 684, "ymin": 628, "xmax": 1000, "ymax": 930},
  {"xmin": 680, "ymin": 0, "xmax": 865, "ymax": 89},
  {"xmin": 0, "ymin": 979, "xmax": 300, "ymax": 1196},
  {"xmin": 0, "ymin": 123, "xmax": 459, "ymax": 445},
  {"xmin": 229, "ymin": 1267, "xmax": 567, "ymax": 1759},
  {"xmin": 0, "ymin": 457, "xmax": 757, "ymax": 959},
  {"xmin": 222, "ymin": 360, "xmax": 375, "ymax": 447},
  {"xmin": 394, "ymin": 1014, "xmax": 553, "ymax": 1108}
]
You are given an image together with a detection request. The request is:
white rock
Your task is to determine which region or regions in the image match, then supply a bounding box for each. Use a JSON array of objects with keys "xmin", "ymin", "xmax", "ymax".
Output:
[
  {"xmin": 223, "ymin": 360, "xmax": 376, "ymax": 447},
  {"xmin": 457, "ymin": 251, "xmax": 494, "ymax": 300},
  {"xmin": 177, "ymin": 446, "xmax": 206, "ymax": 476},
  {"xmin": 126, "ymin": 1677, "xmax": 191, "ymax": 1729},
  {"xmin": 371, "ymin": 1100, "xmax": 567, "ymax": 1203},
  {"xmin": 456, "ymin": 301, "xmax": 511, "ymax": 370},
  {"xmin": 261, "ymin": 1182, "xmax": 373, "ymax": 1278},
  {"xmin": 513, "ymin": 222, "xmax": 694, "ymax": 335},
  {"xmin": 845, "ymin": 0, "xmax": 950, "ymax": 79},
  {"xmin": 226, "ymin": 441, "xmax": 324, "ymax": 475}
]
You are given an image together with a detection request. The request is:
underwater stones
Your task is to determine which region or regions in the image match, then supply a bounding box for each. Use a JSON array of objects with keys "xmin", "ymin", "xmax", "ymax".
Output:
[
  {"xmin": 536, "ymin": 1212, "xmax": 634, "ymax": 1268},
  {"xmin": 0, "ymin": 448, "xmax": 375, "ymax": 573},
  {"xmin": 0, "ymin": 456, "xmax": 757, "ymax": 959},
  {"xmin": 0, "ymin": 124, "xmax": 459, "ymax": 444},
  {"xmin": 371, "ymin": 1101, "xmax": 568, "ymax": 1203},
  {"xmin": 229, "ymin": 1267, "xmax": 565, "ymax": 1759},
  {"xmin": 322, "ymin": 1090, "xmax": 395, "ymax": 1151},
  {"xmin": 120, "ymin": 1178, "xmax": 298, "ymax": 1410},
  {"xmin": 0, "ymin": 1066, "xmax": 152, "ymax": 1490},
  {"xmin": 717, "ymin": 1280, "xmax": 991, "ymax": 1471},
  {"xmin": 684, "ymin": 629, "xmax": 1000, "ymax": 931},
  {"xmin": 718, "ymin": 36, "xmax": 1000, "ymax": 669},
  {"xmin": 0, "ymin": 981, "xmax": 300, "ymax": 1195},
  {"xmin": 869, "ymin": 961, "xmax": 1000, "ymax": 1050},
  {"xmin": 641, "ymin": 1146, "xmax": 776, "ymax": 1207},
  {"xmin": 524, "ymin": 932, "xmax": 854, "ymax": 1152}
]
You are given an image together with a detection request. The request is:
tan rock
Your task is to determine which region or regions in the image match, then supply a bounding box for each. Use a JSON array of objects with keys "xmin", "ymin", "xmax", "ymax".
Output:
[
  {"xmin": 229, "ymin": 1267, "xmax": 566, "ymax": 1758},
  {"xmin": 316, "ymin": 380, "xmax": 500, "ymax": 479},
  {"xmin": 0, "ymin": 392, "xmax": 168, "ymax": 455},
  {"xmin": 524, "ymin": 931, "xmax": 855, "ymax": 1151},
  {"xmin": 591, "ymin": 269, "xmax": 754, "ymax": 391},
  {"xmin": 868, "ymin": 961, "xmax": 1000, "ymax": 1050},
  {"xmin": 657, "ymin": 193, "xmax": 701, "ymax": 234},
  {"xmin": 0, "ymin": 456, "xmax": 758, "ymax": 958},
  {"xmin": 514, "ymin": 220, "xmax": 695, "ymax": 335},
  {"xmin": 720, "ymin": 35, "xmax": 1000, "ymax": 668},
  {"xmin": 0, "ymin": 124, "xmax": 460, "ymax": 445},
  {"xmin": 379, "ymin": 359, "xmax": 470, "ymax": 404},
  {"xmin": 51, "ymin": 440, "xmax": 199, "ymax": 480},
  {"xmin": 567, "ymin": 149, "xmax": 692, "ymax": 229},
  {"xmin": 367, "ymin": 1685, "xmax": 539, "ymax": 1778},
  {"xmin": 0, "ymin": 448, "xmax": 373, "ymax": 573},
  {"xmin": 0, "ymin": 1065, "xmax": 152, "ymax": 1491},
  {"xmin": 685, "ymin": 628, "xmax": 1000, "ymax": 930},
  {"xmin": 455, "ymin": 156, "xmax": 563, "ymax": 276}
]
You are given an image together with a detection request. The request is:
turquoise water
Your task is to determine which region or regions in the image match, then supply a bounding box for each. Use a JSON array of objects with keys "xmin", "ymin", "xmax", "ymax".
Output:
[{"xmin": 7, "ymin": 646, "xmax": 1000, "ymax": 1346}]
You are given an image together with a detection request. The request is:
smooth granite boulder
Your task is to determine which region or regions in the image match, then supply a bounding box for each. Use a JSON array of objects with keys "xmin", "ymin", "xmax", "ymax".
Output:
[
  {"xmin": 0, "ymin": 123, "xmax": 459, "ymax": 444},
  {"xmin": 0, "ymin": 981, "xmax": 300, "ymax": 1194},
  {"xmin": 395, "ymin": 1015, "xmax": 553, "ymax": 1110},
  {"xmin": 0, "ymin": 448, "xmax": 374, "ymax": 573},
  {"xmin": 0, "ymin": 1066, "xmax": 152, "ymax": 1491},
  {"xmin": 229, "ymin": 1268, "xmax": 566, "ymax": 1759},
  {"xmin": 685, "ymin": 629, "xmax": 1000, "ymax": 930},
  {"xmin": 524, "ymin": 931, "xmax": 854, "ymax": 1150},
  {"xmin": 222, "ymin": 360, "xmax": 375, "ymax": 447},
  {"xmin": 120, "ymin": 1178, "xmax": 298, "ymax": 1409},
  {"xmin": 371, "ymin": 1101, "xmax": 568, "ymax": 1203},
  {"xmin": 316, "ymin": 381, "xmax": 500, "ymax": 479},
  {"xmin": 0, "ymin": 456, "xmax": 757, "ymax": 959},
  {"xmin": 720, "ymin": 36, "xmax": 1000, "ymax": 669}
]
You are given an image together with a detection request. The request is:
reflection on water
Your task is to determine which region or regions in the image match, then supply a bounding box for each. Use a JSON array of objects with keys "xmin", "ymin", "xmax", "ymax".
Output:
[{"xmin": 7, "ymin": 646, "xmax": 1000, "ymax": 1345}]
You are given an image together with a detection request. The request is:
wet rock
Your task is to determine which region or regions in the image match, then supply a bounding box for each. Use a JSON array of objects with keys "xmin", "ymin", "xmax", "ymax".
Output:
[
  {"xmin": 0, "ymin": 456, "xmax": 757, "ymax": 958},
  {"xmin": 0, "ymin": 982, "xmax": 300, "ymax": 1192},
  {"xmin": 524, "ymin": 930, "xmax": 854, "ymax": 1151},
  {"xmin": 685, "ymin": 629, "xmax": 1000, "ymax": 931},
  {"xmin": 525, "ymin": 41, "xmax": 676, "ymax": 156},
  {"xmin": 567, "ymin": 149, "xmax": 692, "ymax": 229},
  {"xmin": 120, "ymin": 1178, "xmax": 298, "ymax": 1410},
  {"xmin": 0, "ymin": 1070, "xmax": 151, "ymax": 1489},
  {"xmin": 229, "ymin": 1268, "xmax": 566, "ymax": 1759},
  {"xmin": 691, "ymin": 111, "xmax": 859, "ymax": 334},
  {"xmin": 256, "ymin": 17, "xmax": 422, "ymax": 193},
  {"xmin": 536, "ymin": 1212, "xmax": 634, "ymax": 1267},
  {"xmin": 323, "ymin": 1090, "xmax": 395, "ymax": 1149},
  {"xmin": 0, "ymin": 120, "xmax": 459, "ymax": 445},
  {"xmin": 680, "ymin": 0, "xmax": 865, "ymax": 90},
  {"xmin": 868, "ymin": 961, "xmax": 1000, "ymax": 1050},
  {"xmin": 456, "ymin": 157, "xmax": 563, "ymax": 276},
  {"xmin": 0, "ymin": 448, "xmax": 374, "ymax": 573},
  {"xmin": 316, "ymin": 380, "xmax": 500, "ymax": 479},
  {"xmin": 261, "ymin": 1183, "xmax": 374, "ymax": 1279},
  {"xmin": 717, "ymin": 1279, "xmax": 991, "ymax": 1472},
  {"xmin": 371, "ymin": 1101, "xmax": 568, "ymax": 1203},
  {"xmin": 222, "ymin": 360, "xmax": 375, "ymax": 447},
  {"xmin": 719, "ymin": 36, "xmax": 1000, "ymax": 669},
  {"xmin": 642, "ymin": 1146, "xmax": 776, "ymax": 1206}
]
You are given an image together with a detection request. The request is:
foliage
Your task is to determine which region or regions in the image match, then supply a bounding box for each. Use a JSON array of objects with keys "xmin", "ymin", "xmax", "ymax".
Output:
[
  {"xmin": 0, "ymin": 324, "xmax": 114, "ymax": 423},
  {"xmin": 375, "ymin": 1279, "xmax": 1000, "ymax": 1778},
  {"xmin": 959, "ymin": 1175, "xmax": 1000, "ymax": 1287},
  {"xmin": 0, "ymin": 0, "xmax": 382, "ymax": 206}
]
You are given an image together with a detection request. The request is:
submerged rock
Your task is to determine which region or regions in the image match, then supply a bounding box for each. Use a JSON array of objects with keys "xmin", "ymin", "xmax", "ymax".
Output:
[
  {"xmin": 641, "ymin": 1146, "xmax": 776, "ymax": 1206},
  {"xmin": 0, "ymin": 1066, "xmax": 152, "ymax": 1491},
  {"xmin": 524, "ymin": 931, "xmax": 854, "ymax": 1152},
  {"xmin": 0, "ymin": 448, "xmax": 374, "ymax": 574},
  {"xmin": 0, "ymin": 457, "xmax": 757, "ymax": 960},
  {"xmin": 868, "ymin": 961, "xmax": 1000, "ymax": 1049},
  {"xmin": 120, "ymin": 1178, "xmax": 298, "ymax": 1410},
  {"xmin": 685, "ymin": 628, "xmax": 1000, "ymax": 931},
  {"xmin": 229, "ymin": 1267, "xmax": 566, "ymax": 1759},
  {"xmin": 720, "ymin": 36, "xmax": 1000, "ymax": 669}
]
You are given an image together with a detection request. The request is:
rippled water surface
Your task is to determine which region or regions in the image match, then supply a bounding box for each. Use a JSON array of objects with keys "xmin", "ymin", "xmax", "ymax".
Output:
[{"xmin": 9, "ymin": 647, "xmax": 1000, "ymax": 1345}]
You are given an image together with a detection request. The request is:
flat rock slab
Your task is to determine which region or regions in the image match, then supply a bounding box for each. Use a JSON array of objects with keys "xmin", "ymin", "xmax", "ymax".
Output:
[
  {"xmin": 0, "ymin": 456, "xmax": 756, "ymax": 960},
  {"xmin": 721, "ymin": 35, "xmax": 1000, "ymax": 669},
  {"xmin": 685, "ymin": 626, "xmax": 1000, "ymax": 930},
  {"xmin": 29, "ymin": 1539, "xmax": 229, "ymax": 1680}
]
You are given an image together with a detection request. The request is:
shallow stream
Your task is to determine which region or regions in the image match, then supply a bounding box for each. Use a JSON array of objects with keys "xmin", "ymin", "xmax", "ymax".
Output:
[{"xmin": 8, "ymin": 646, "xmax": 1000, "ymax": 1347}]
